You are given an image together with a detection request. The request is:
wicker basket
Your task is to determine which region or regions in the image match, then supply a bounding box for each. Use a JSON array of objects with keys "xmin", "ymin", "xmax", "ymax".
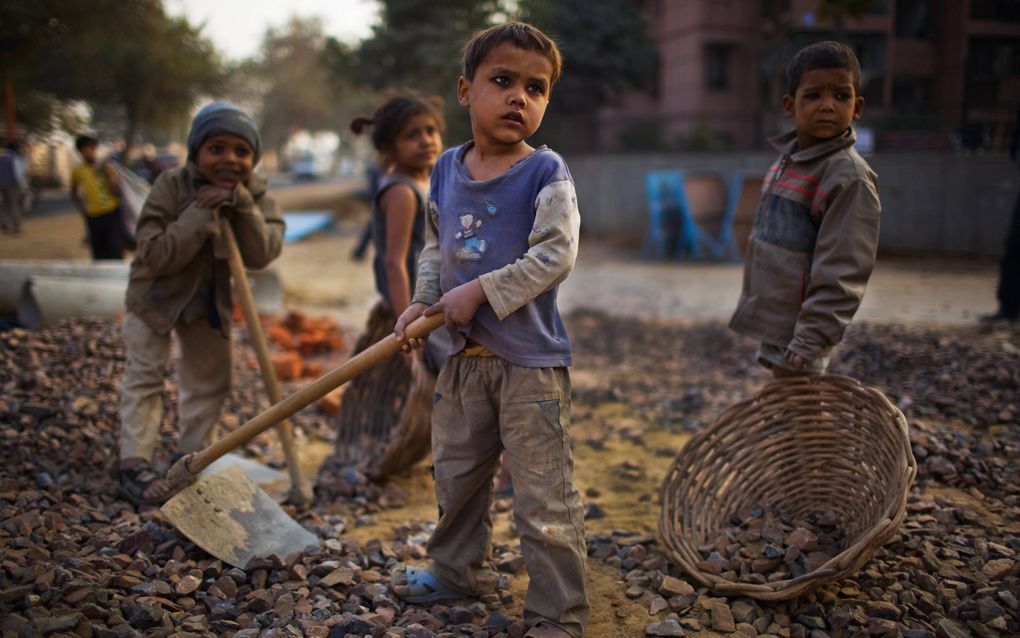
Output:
[{"xmin": 659, "ymin": 374, "xmax": 916, "ymax": 601}]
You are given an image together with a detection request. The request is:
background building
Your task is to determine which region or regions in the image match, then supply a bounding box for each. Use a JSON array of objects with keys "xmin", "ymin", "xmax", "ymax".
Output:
[{"xmin": 598, "ymin": 0, "xmax": 1020, "ymax": 151}]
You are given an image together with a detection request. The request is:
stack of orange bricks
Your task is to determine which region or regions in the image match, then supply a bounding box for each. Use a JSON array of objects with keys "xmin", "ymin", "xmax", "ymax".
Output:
[{"xmin": 266, "ymin": 310, "xmax": 344, "ymax": 382}]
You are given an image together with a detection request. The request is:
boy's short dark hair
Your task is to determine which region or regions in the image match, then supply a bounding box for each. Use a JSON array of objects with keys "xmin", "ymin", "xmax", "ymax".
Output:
[
  {"xmin": 787, "ymin": 41, "xmax": 861, "ymax": 96},
  {"xmin": 462, "ymin": 21, "xmax": 562, "ymax": 88},
  {"xmin": 75, "ymin": 134, "xmax": 98, "ymax": 151}
]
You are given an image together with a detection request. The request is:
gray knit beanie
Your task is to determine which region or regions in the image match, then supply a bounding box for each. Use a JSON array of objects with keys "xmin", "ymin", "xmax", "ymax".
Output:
[{"xmin": 187, "ymin": 101, "xmax": 261, "ymax": 164}]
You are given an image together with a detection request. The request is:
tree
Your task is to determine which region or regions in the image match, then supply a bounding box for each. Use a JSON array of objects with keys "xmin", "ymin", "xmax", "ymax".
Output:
[
  {"xmin": 516, "ymin": 0, "xmax": 658, "ymax": 152},
  {"xmin": 353, "ymin": 0, "xmax": 510, "ymax": 143},
  {"xmin": 243, "ymin": 17, "xmax": 343, "ymax": 160},
  {"xmin": 1, "ymin": 0, "xmax": 221, "ymax": 155},
  {"xmin": 65, "ymin": 1, "xmax": 222, "ymax": 158},
  {"xmin": 0, "ymin": 1, "xmax": 97, "ymax": 138}
]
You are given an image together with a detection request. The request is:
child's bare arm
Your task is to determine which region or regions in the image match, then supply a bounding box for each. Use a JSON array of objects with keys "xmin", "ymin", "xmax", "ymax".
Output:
[
  {"xmin": 788, "ymin": 176, "xmax": 881, "ymax": 362},
  {"xmin": 477, "ymin": 180, "xmax": 580, "ymax": 319},
  {"xmin": 378, "ymin": 184, "xmax": 417, "ymax": 314},
  {"xmin": 397, "ymin": 202, "xmax": 441, "ymax": 349}
]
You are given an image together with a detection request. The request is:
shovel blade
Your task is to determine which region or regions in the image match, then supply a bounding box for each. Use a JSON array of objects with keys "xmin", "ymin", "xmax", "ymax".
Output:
[{"xmin": 161, "ymin": 465, "xmax": 318, "ymax": 568}]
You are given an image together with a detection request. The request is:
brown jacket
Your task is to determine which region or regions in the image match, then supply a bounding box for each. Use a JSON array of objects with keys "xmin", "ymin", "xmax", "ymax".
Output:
[
  {"xmin": 729, "ymin": 128, "xmax": 881, "ymax": 361},
  {"xmin": 125, "ymin": 164, "xmax": 284, "ymax": 337}
]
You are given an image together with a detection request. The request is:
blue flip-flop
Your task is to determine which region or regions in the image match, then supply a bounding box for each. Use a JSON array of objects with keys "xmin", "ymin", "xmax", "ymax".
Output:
[{"xmin": 391, "ymin": 565, "xmax": 465, "ymax": 604}]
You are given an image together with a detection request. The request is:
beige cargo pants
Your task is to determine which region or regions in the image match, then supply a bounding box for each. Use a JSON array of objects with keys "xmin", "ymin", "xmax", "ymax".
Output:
[
  {"xmin": 427, "ymin": 354, "xmax": 588, "ymax": 638},
  {"xmin": 119, "ymin": 312, "xmax": 231, "ymax": 461}
]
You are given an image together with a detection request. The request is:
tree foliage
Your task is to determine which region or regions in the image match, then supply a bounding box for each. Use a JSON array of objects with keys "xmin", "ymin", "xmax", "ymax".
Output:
[
  {"xmin": 1, "ymin": 0, "xmax": 220, "ymax": 153},
  {"xmin": 348, "ymin": 0, "xmax": 511, "ymax": 143},
  {"xmin": 355, "ymin": 0, "xmax": 507, "ymax": 99},
  {"xmin": 243, "ymin": 17, "xmax": 343, "ymax": 156},
  {"xmin": 517, "ymin": 0, "xmax": 657, "ymax": 114},
  {"xmin": 516, "ymin": 0, "xmax": 658, "ymax": 151}
]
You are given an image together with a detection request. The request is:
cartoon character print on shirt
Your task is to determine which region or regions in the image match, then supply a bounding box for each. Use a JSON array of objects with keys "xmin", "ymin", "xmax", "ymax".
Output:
[{"xmin": 455, "ymin": 212, "xmax": 486, "ymax": 261}]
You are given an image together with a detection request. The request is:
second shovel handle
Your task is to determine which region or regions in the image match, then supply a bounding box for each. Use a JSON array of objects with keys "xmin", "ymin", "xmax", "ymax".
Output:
[{"xmin": 187, "ymin": 312, "xmax": 446, "ymax": 475}]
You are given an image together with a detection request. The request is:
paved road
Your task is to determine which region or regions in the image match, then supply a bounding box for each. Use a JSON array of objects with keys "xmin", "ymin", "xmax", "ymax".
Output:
[
  {"xmin": 559, "ymin": 243, "xmax": 999, "ymax": 325},
  {"xmin": 1, "ymin": 178, "xmax": 1000, "ymax": 329}
]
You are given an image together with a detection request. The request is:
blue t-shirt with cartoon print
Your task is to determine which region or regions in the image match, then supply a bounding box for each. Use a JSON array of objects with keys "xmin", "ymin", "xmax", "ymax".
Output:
[{"xmin": 428, "ymin": 142, "xmax": 576, "ymax": 368}]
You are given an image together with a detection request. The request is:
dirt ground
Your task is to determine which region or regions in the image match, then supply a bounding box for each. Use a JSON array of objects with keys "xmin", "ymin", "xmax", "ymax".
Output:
[{"xmin": 1, "ymin": 189, "xmax": 1013, "ymax": 637}]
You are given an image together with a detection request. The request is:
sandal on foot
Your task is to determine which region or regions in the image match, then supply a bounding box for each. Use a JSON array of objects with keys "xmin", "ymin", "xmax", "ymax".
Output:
[
  {"xmin": 117, "ymin": 462, "xmax": 175, "ymax": 508},
  {"xmin": 390, "ymin": 565, "xmax": 465, "ymax": 604},
  {"xmin": 524, "ymin": 621, "xmax": 573, "ymax": 638}
]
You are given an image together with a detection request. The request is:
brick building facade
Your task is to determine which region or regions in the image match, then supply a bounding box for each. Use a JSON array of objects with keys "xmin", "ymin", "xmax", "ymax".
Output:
[{"xmin": 598, "ymin": 0, "xmax": 1020, "ymax": 151}]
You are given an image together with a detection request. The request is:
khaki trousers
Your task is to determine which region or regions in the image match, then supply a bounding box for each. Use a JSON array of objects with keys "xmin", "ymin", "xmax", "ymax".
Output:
[
  {"xmin": 428, "ymin": 355, "xmax": 588, "ymax": 637},
  {"xmin": 119, "ymin": 311, "xmax": 231, "ymax": 461}
]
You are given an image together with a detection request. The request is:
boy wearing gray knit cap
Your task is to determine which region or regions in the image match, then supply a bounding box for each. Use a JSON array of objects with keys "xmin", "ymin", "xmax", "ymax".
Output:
[{"xmin": 117, "ymin": 101, "xmax": 285, "ymax": 508}]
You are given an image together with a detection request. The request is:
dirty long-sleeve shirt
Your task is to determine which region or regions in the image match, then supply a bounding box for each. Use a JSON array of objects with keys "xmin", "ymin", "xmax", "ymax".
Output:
[{"xmin": 413, "ymin": 143, "xmax": 580, "ymax": 367}]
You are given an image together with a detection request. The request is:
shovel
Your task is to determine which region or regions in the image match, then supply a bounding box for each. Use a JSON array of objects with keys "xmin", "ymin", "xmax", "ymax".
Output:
[
  {"xmin": 161, "ymin": 310, "xmax": 444, "ymax": 567},
  {"xmin": 218, "ymin": 216, "xmax": 313, "ymax": 508}
]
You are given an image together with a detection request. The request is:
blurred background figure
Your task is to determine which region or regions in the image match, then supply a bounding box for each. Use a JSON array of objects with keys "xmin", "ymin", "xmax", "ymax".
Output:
[
  {"xmin": 70, "ymin": 134, "xmax": 125, "ymax": 260},
  {"xmin": 984, "ymin": 108, "xmax": 1020, "ymax": 325},
  {"xmin": 0, "ymin": 140, "xmax": 28, "ymax": 235}
]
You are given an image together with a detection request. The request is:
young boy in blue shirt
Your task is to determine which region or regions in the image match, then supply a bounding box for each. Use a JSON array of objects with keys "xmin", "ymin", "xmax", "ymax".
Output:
[{"xmin": 393, "ymin": 21, "xmax": 587, "ymax": 638}]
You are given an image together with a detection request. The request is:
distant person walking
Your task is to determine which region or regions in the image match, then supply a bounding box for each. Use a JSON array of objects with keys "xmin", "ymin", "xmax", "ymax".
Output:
[
  {"xmin": 70, "ymin": 134, "xmax": 125, "ymax": 260},
  {"xmin": 983, "ymin": 109, "xmax": 1020, "ymax": 324},
  {"xmin": 0, "ymin": 140, "xmax": 28, "ymax": 235}
]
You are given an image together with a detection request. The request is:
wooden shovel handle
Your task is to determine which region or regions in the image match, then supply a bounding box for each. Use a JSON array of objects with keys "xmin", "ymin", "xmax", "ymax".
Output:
[
  {"xmin": 219, "ymin": 217, "xmax": 312, "ymax": 505},
  {"xmin": 186, "ymin": 310, "xmax": 445, "ymax": 475}
]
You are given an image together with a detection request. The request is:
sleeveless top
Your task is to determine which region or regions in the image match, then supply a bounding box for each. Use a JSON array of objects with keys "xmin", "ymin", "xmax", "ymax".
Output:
[{"xmin": 370, "ymin": 173, "xmax": 426, "ymax": 307}]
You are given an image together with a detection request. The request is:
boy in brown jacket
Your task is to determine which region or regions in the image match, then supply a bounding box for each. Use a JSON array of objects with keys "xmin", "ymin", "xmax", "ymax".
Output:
[
  {"xmin": 117, "ymin": 102, "xmax": 284, "ymax": 507},
  {"xmin": 730, "ymin": 41, "xmax": 881, "ymax": 376}
]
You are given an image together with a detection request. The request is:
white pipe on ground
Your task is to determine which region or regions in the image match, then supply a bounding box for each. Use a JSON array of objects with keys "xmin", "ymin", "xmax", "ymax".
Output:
[
  {"xmin": 18, "ymin": 275, "xmax": 127, "ymax": 329},
  {"xmin": 0, "ymin": 261, "xmax": 129, "ymax": 316},
  {"xmin": 1, "ymin": 260, "xmax": 284, "ymax": 327}
]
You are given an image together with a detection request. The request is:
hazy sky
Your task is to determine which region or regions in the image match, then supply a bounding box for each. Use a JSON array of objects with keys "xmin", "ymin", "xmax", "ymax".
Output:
[{"xmin": 167, "ymin": 0, "xmax": 380, "ymax": 61}]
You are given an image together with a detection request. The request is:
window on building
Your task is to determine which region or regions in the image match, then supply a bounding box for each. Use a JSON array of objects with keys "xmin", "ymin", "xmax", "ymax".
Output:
[
  {"xmin": 704, "ymin": 44, "xmax": 731, "ymax": 91},
  {"xmin": 971, "ymin": 0, "xmax": 1020, "ymax": 21},
  {"xmin": 892, "ymin": 76, "xmax": 932, "ymax": 110},
  {"xmin": 966, "ymin": 37, "xmax": 1020, "ymax": 108},
  {"xmin": 895, "ymin": 0, "xmax": 931, "ymax": 38},
  {"xmin": 868, "ymin": 0, "xmax": 890, "ymax": 14}
]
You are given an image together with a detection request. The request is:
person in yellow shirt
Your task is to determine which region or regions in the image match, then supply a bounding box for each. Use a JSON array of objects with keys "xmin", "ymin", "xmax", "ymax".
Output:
[{"xmin": 70, "ymin": 134, "xmax": 124, "ymax": 260}]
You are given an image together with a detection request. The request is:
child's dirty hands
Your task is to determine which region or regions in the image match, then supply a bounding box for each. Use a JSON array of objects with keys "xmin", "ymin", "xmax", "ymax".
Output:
[
  {"xmin": 427, "ymin": 279, "xmax": 486, "ymax": 333},
  {"xmin": 784, "ymin": 350, "xmax": 806, "ymax": 370},
  {"xmin": 194, "ymin": 185, "xmax": 234, "ymax": 210},
  {"xmin": 395, "ymin": 302, "xmax": 429, "ymax": 351}
]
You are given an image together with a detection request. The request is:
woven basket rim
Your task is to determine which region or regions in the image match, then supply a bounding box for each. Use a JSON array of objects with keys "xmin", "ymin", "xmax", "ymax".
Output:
[{"xmin": 658, "ymin": 374, "xmax": 916, "ymax": 600}]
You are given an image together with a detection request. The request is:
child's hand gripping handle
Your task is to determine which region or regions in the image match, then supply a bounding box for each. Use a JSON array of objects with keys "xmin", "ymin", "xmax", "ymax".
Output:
[{"xmin": 165, "ymin": 312, "xmax": 446, "ymax": 492}]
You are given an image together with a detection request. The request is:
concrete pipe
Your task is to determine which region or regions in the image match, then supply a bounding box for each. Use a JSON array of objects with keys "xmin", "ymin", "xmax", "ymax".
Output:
[
  {"xmin": 17, "ymin": 275, "xmax": 128, "ymax": 329},
  {"xmin": 0, "ymin": 260, "xmax": 129, "ymax": 316},
  {"xmin": 2, "ymin": 261, "xmax": 284, "ymax": 327}
]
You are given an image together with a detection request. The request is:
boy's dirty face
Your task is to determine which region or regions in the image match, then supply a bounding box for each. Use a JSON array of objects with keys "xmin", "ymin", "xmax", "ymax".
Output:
[
  {"xmin": 783, "ymin": 68, "xmax": 863, "ymax": 150},
  {"xmin": 195, "ymin": 133, "xmax": 254, "ymax": 188},
  {"xmin": 457, "ymin": 42, "xmax": 553, "ymax": 149}
]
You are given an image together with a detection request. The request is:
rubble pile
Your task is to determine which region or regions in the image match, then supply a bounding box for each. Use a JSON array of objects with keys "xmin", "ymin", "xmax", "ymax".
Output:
[
  {"xmin": 1, "ymin": 313, "xmax": 1017, "ymax": 637},
  {"xmin": 566, "ymin": 313, "xmax": 1019, "ymax": 638}
]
